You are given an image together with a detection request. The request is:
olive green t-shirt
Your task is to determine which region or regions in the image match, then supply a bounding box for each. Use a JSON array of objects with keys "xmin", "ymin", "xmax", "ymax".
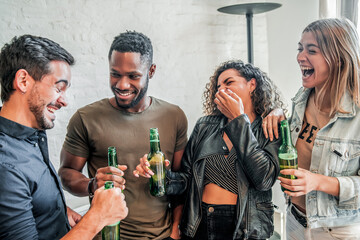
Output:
[{"xmin": 63, "ymin": 97, "xmax": 188, "ymax": 239}]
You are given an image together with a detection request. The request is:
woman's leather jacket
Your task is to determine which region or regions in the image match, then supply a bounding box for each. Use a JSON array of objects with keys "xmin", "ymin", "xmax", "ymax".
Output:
[{"xmin": 167, "ymin": 114, "xmax": 281, "ymax": 239}]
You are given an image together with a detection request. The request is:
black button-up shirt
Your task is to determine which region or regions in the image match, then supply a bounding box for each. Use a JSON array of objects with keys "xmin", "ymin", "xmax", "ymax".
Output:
[{"xmin": 0, "ymin": 116, "xmax": 70, "ymax": 240}]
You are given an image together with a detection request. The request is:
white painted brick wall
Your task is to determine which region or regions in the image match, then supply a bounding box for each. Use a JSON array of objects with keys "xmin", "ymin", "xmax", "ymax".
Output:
[
  {"xmin": 0, "ymin": 0, "xmax": 317, "ymax": 212},
  {"xmin": 0, "ymin": 0, "xmax": 268, "ymax": 205}
]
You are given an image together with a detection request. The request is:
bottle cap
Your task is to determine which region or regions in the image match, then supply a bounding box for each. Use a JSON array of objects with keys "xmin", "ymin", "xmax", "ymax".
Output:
[
  {"xmin": 150, "ymin": 128, "xmax": 160, "ymax": 142},
  {"xmin": 104, "ymin": 181, "xmax": 114, "ymax": 189},
  {"xmin": 108, "ymin": 146, "xmax": 116, "ymax": 153},
  {"xmin": 150, "ymin": 128, "xmax": 159, "ymax": 134},
  {"xmin": 280, "ymin": 119, "xmax": 288, "ymax": 126}
]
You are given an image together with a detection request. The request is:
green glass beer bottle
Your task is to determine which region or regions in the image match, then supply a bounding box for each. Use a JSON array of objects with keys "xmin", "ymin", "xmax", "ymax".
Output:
[
  {"xmin": 278, "ymin": 119, "xmax": 298, "ymax": 192},
  {"xmin": 148, "ymin": 128, "xmax": 166, "ymax": 197},
  {"xmin": 101, "ymin": 181, "xmax": 120, "ymax": 240},
  {"xmin": 101, "ymin": 147, "xmax": 120, "ymax": 240},
  {"xmin": 108, "ymin": 146, "xmax": 118, "ymax": 167}
]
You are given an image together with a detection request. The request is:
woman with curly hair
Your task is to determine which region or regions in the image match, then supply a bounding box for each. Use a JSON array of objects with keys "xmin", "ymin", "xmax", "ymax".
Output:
[{"xmin": 136, "ymin": 60, "xmax": 285, "ymax": 239}]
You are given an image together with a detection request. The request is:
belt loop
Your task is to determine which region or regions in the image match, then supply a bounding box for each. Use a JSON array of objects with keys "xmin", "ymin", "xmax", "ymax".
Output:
[{"xmin": 286, "ymin": 194, "xmax": 291, "ymax": 205}]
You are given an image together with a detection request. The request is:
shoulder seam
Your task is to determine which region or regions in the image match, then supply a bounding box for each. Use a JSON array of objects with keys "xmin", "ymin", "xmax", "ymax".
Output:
[{"xmin": 197, "ymin": 115, "xmax": 223, "ymax": 124}]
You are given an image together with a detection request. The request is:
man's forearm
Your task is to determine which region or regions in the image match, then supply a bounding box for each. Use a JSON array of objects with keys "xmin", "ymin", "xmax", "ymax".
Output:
[{"xmin": 58, "ymin": 168, "xmax": 90, "ymax": 197}]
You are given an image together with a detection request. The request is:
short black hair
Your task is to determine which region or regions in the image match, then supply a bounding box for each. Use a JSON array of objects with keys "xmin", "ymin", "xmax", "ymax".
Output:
[
  {"xmin": 108, "ymin": 31, "xmax": 153, "ymax": 67},
  {"xmin": 0, "ymin": 34, "xmax": 75, "ymax": 102}
]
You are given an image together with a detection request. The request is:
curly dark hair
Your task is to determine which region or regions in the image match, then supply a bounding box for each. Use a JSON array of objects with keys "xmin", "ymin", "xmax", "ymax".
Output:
[
  {"xmin": 203, "ymin": 60, "xmax": 286, "ymax": 117},
  {"xmin": 0, "ymin": 34, "xmax": 74, "ymax": 102},
  {"xmin": 108, "ymin": 31, "xmax": 153, "ymax": 67}
]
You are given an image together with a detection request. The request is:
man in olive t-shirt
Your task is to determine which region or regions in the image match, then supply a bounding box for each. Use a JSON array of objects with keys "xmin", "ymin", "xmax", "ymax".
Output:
[{"xmin": 58, "ymin": 31, "xmax": 187, "ymax": 240}]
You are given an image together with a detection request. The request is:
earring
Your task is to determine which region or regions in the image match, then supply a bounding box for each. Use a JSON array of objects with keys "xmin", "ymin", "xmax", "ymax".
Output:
[{"xmin": 21, "ymin": 91, "xmax": 26, "ymax": 95}]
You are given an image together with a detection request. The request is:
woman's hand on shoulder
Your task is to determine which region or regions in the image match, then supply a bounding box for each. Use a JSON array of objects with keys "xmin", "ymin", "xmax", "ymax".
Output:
[{"xmin": 262, "ymin": 108, "xmax": 285, "ymax": 141}]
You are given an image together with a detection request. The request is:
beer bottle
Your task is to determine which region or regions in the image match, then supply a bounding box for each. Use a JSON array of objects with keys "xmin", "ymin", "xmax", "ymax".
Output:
[
  {"xmin": 101, "ymin": 181, "xmax": 120, "ymax": 240},
  {"xmin": 148, "ymin": 128, "xmax": 166, "ymax": 197},
  {"xmin": 101, "ymin": 147, "xmax": 120, "ymax": 240},
  {"xmin": 108, "ymin": 146, "xmax": 118, "ymax": 167},
  {"xmin": 278, "ymin": 119, "xmax": 298, "ymax": 192}
]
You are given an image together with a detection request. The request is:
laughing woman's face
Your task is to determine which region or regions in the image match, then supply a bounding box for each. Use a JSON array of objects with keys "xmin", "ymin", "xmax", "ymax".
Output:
[{"xmin": 297, "ymin": 31, "xmax": 330, "ymax": 90}]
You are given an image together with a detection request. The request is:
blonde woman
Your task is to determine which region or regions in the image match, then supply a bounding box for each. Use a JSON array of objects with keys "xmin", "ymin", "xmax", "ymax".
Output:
[{"xmin": 263, "ymin": 18, "xmax": 360, "ymax": 239}]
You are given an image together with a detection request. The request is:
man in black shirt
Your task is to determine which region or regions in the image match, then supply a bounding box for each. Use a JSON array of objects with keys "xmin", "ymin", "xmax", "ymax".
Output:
[{"xmin": 0, "ymin": 35, "xmax": 128, "ymax": 240}]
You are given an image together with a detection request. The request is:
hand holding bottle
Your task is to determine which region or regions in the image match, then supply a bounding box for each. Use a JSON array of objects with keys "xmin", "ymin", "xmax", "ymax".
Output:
[
  {"xmin": 133, "ymin": 154, "xmax": 170, "ymax": 178},
  {"xmin": 90, "ymin": 186, "xmax": 128, "ymax": 228},
  {"xmin": 279, "ymin": 168, "xmax": 321, "ymax": 196},
  {"xmin": 90, "ymin": 147, "xmax": 127, "ymax": 193},
  {"xmin": 89, "ymin": 165, "xmax": 127, "ymax": 192},
  {"xmin": 60, "ymin": 186, "xmax": 128, "ymax": 240}
]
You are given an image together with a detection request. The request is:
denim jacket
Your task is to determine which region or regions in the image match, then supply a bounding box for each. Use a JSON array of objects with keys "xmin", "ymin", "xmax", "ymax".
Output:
[{"xmin": 289, "ymin": 87, "xmax": 360, "ymax": 228}]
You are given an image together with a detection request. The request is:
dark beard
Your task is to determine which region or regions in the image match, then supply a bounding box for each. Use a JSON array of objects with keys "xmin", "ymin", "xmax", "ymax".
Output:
[
  {"xmin": 114, "ymin": 76, "xmax": 149, "ymax": 109},
  {"xmin": 28, "ymin": 86, "xmax": 54, "ymax": 129}
]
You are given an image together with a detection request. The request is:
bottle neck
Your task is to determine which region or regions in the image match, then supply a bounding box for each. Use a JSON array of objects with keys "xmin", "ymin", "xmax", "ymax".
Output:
[
  {"xmin": 108, "ymin": 151, "xmax": 118, "ymax": 167},
  {"xmin": 150, "ymin": 138, "xmax": 161, "ymax": 152},
  {"xmin": 281, "ymin": 124, "xmax": 293, "ymax": 147}
]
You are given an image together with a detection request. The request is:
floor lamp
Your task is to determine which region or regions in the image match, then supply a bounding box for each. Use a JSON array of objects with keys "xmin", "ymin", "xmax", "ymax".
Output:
[{"xmin": 218, "ymin": 2, "xmax": 282, "ymax": 64}]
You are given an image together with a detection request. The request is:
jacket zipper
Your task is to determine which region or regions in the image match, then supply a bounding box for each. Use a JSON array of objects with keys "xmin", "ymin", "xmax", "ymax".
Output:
[{"xmin": 244, "ymin": 204, "xmax": 249, "ymax": 239}]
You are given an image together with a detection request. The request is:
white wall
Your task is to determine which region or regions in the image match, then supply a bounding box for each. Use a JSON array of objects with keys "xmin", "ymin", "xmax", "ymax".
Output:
[
  {"xmin": 267, "ymin": 0, "xmax": 319, "ymax": 109},
  {"xmin": 0, "ymin": 0, "xmax": 318, "ymax": 210}
]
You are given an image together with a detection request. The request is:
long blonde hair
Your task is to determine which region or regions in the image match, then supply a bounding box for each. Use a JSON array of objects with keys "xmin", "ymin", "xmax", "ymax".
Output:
[{"xmin": 303, "ymin": 18, "xmax": 360, "ymax": 116}]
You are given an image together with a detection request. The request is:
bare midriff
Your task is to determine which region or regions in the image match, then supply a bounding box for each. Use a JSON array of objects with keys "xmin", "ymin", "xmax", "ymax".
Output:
[{"xmin": 202, "ymin": 183, "xmax": 237, "ymax": 205}]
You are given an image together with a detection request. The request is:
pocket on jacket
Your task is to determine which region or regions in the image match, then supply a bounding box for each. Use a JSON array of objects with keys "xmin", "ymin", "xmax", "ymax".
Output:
[
  {"xmin": 328, "ymin": 143, "xmax": 360, "ymax": 176},
  {"xmin": 253, "ymin": 201, "xmax": 274, "ymax": 237}
]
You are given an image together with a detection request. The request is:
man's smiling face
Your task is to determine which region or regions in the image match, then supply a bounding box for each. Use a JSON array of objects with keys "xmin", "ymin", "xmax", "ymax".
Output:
[{"xmin": 27, "ymin": 60, "xmax": 71, "ymax": 129}]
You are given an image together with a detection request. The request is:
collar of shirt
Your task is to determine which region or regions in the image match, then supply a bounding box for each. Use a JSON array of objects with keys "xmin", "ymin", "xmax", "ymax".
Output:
[
  {"xmin": 0, "ymin": 115, "xmax": 41, "ymax": 140},
  {"xmin": 0, "ymin": 116, "xmax": 48, "ymax": 163}
]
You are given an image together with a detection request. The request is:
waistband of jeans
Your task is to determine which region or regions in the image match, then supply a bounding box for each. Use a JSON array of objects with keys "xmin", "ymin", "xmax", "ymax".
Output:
[
  {"xmin": 201, "ymin": 202, "xmax": 236, "ymax": 210},
  {"xmin": 290, "ymin": 203, "xmax": 308, "ymax": 228}
]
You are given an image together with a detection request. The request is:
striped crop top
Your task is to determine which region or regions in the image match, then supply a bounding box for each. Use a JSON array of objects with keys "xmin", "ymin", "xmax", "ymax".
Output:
[{"xmin": 203, "ymin": 148, "xmax": 238, "ymax": 195}]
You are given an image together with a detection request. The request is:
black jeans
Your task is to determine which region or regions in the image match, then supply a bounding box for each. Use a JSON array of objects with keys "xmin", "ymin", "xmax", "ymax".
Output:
[{"xmin": 183, "ymin": 202, "xmax": 237, "ymax": 240}]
